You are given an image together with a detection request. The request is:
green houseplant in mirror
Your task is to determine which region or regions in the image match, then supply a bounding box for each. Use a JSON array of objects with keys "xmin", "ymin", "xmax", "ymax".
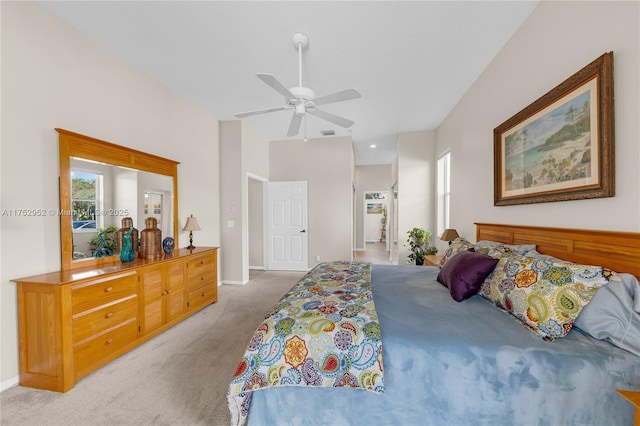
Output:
[
  {"xmin": 406, "ymin": 227, "xmax": 437, "ymax": 265},
  {"xmin": 90, "ymin": 225, "xmax": 118, "ymax": 257}
]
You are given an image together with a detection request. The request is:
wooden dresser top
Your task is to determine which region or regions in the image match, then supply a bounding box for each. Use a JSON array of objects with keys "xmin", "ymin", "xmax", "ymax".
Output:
[{"xmin": 12, "ymin": 247, "xmax": 218, "ymax": 286}]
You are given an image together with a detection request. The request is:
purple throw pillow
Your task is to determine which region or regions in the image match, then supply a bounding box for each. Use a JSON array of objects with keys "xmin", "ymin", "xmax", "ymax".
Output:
[{"xmin": 437, "ymin": 250, "xmax": 499, "ymax": 302}]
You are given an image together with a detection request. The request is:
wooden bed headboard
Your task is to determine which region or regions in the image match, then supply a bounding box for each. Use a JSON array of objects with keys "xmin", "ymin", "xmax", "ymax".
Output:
[{"xmin": 475, "ymin": 223, "xmax": 640, "ymax": 279}]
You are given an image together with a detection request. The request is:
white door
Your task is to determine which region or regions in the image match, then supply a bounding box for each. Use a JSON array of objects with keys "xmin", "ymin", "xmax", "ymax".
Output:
[{"xmin": 267, "ymin": 181, "xmax": 308, "ymax": 271}]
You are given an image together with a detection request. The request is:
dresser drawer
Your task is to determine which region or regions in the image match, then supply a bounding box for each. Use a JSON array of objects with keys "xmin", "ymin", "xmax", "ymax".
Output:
[
  {"xmin": 188, "ymin": 283, "xmax": 217, "ymax": 311},
  {"xmin": 72, "ymin": 272, "xmax": 138, "ymax": 313},
  {"xmin": 72, "ymin": 296, "xmax": 138, "ymax": 342},
  {"xmin": 187, "ymin": 253, "xmax": 215, "ymax": 278},
  {"xmin": 187, "ymin": 267, "xmax": 216, "ymax": 292},
  {"xmin": 74, "ymin": 318, "xmax": 138, "ymax": 380}
]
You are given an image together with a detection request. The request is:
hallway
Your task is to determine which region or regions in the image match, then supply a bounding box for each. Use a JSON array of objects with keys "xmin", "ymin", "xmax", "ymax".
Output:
[{"xmin": 353, "ymin": 242, "xmax": 392, "ymax": 265}]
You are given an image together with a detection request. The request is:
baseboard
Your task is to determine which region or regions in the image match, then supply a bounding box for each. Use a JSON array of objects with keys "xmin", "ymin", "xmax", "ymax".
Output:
[
  {"xmin": 249, "ymin": 266, "xmax": 264, "ymax": 270},
  {"xmin": 1, "ymin": 376, "xmax": 19, "ymax": 393},
  {"xmin": 353, "ymin": 248, "xmax": 365, "ymax": 251},
  {"xmin": 221, "ymin": 280, "xmax": 249, "ymax": 285}
]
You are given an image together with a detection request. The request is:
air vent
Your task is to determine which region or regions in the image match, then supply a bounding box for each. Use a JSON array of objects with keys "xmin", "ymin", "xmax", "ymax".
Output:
[{"xmin": 321, "ymin": 130, "xmax": 335, "ymax": 136}]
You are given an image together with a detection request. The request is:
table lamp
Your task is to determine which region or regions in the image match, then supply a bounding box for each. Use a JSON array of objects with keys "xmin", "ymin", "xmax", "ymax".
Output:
[
  {"xmin": 440, "ymin": 228, "xmax": 460, "ymax": 245},
  {"xmin": 183, "ymin": 214, "xmax": 201, "ymax": 249}
]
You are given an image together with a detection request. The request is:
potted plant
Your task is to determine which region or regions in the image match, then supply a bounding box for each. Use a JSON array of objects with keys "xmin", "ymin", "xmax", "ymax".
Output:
[
  {"xmin": 406, "ymin": 227, "xmax": 437, "ymax": 265},
  {"xmin": 89, "ymin": 225, "xmax": 118, "ymax": 253}
]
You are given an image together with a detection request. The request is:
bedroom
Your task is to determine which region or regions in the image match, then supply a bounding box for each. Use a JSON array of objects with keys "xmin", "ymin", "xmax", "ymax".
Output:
[{"xmin": 1, "ymin": 0, "xmax": 639, "ymax": 424}]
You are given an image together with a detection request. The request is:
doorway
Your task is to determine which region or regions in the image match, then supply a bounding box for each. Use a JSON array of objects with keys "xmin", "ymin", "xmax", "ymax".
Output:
[{"xmin": 357, "ymin": 191, "xmax": 391, "ymax": 264}]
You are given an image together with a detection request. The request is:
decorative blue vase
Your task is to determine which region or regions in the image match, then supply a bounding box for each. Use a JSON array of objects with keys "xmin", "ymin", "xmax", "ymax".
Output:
[
  {"xmin": 162, "ymin": 237, "xmax": 175, "ymax": 255},
  {"xmin": 93, "ymin": 229, "xmax": 113, "ymax": 258},
  {"xmin": 120, "ymin": 227, "xmax": 136, "ymax": 263}
]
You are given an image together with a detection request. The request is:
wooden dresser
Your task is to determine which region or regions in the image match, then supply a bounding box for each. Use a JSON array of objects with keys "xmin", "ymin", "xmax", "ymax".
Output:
[{"xmin": 12, "ymin": 247, "xmax": 218, "ymax": 392}]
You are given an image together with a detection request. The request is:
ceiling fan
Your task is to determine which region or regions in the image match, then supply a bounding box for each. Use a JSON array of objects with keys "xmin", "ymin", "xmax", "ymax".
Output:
[{"xmin": 234, "ymin": 32, "xmax": 362, "ymax": 137}]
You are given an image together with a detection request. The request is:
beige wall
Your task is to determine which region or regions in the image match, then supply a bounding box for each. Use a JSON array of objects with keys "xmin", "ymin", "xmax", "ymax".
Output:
[
  {"xmin": 1, "ymin": 2, "xmax": 221, "ymax": 388},
  {"xmin": 270, "ymin": 137, "xmax": 354, "ymax": 267},
  {"xmin": 436, "ymin": 0, "xmax": 640, "ymax": 240},
  {"xmin": 219, "ymin": 121, "xmax": 243, "ymax": 283},
  {"xmin": 219, "ymin": 121, "xmax": 269, "ymax": 283},
  {"xmin": 397, "ymin": 130, "xmax": 437, "ymax": 264},
  {"xmin": 241, "ymin": 124, "xmax": 269, "ymax": 276},
  {"xmin": 248, "ymin": 178, "xmax": 264, "ymax": 268},
  {"xmin": 354, "ymin": 165, "xmax": 393, "ymax": 249}
]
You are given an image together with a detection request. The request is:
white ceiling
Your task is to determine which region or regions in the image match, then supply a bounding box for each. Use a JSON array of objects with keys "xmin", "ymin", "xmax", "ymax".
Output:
[{"xmin": 37, "ymin": 1, "xmax": 538, "ymax": 165}]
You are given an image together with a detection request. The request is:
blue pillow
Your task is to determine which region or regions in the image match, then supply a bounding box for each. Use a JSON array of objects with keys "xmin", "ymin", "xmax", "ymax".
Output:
[
  {"xmin": 574, "ymin": 273, "xmax": 640, "ymax": 356},
  {"xmin": 437, "ymin": 250, "xmax": 499, "ymax": 302}
]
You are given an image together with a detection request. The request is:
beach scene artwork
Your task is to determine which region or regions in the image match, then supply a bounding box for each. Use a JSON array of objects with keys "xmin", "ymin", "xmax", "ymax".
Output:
[
  {"xmin": 367, "ymin": 203, "xmax": 384, "ymax": 214},
  {"xmin": 502, "ymin": 79, "xmax": 598, "ymax": 196}
]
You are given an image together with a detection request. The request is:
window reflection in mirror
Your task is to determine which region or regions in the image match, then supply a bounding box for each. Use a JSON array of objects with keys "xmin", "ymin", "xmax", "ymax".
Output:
[{"xmin": 71, "ymin": 158, "xmax": 173, "ymax": 262}]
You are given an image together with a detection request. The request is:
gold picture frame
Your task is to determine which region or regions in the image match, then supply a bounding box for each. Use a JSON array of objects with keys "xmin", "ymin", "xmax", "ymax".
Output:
[{"xmin": 494, "ymin": 52, "xmax": 614, "ymax": 206}]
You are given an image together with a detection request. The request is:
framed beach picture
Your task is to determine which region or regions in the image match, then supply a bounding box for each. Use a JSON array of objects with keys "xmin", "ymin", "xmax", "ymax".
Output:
[
  {"xmin": 367, "ymin": 203, "xmax": 384, "ymax": 214},
  {"xmin": 494, "ymin": 52, "xmax": 614, "ymax": 206}
]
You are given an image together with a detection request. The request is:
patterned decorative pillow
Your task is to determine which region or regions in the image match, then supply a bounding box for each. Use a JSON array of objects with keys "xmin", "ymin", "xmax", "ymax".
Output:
[
  {"xmin": 474, "ymin": 240, "xmax": 536, "ymax": 256},
  {"xmin": 439, "ymin": 237, "xmax": 475, "ymax": 267},
  {"xmin": 474, "ymin": 245, "xmax": 521, "ymax": 260},
  {"xmin": 479, "ymin": 255, "xmax": 613, "ymax": 340}
]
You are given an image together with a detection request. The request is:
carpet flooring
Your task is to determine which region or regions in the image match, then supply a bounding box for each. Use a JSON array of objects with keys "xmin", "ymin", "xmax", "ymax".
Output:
[{"xmin": 0, "ymin": 270, "xmax": 305, "ymax": 426}]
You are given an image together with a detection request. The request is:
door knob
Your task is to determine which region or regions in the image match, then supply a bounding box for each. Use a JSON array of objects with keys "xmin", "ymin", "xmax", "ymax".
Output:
[{"xmin": 300, "ymin": 229, "xmax": 306, "ymax": 233}]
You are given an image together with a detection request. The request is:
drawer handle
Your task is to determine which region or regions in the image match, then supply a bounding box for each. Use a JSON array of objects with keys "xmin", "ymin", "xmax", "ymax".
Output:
[
  {"xmin": 106, "ymin": 338, "xmax": 114, "ymax": 345},
  {"xmin": 105, "ymin": 312, "xmax": 114, "ymax": 319},
  {"xmin": 200, "ymin": 277, "xmax": 204, "ymax": 281},
  {"xmin": 104, "ymin": 286, "xmax": 113, "ymax": 293},
  {"xmin": 200, "ymin": 260, "xmax": 204, "ymax": 265},
  {"xmin": 162, "ymin": 290, "xmax": 168, "ymax": 295}
]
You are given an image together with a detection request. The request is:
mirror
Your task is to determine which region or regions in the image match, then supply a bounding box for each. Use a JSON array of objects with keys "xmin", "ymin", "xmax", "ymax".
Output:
[
  {"xmin": 58, "ymin": 129, "xmax": 179, "ymax": 270},
  {"xmin": 69, "ymin": 158, "xmax": 174, "ymax": 260}
]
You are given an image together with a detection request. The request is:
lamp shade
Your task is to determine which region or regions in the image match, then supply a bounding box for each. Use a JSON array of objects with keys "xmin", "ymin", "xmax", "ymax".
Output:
[
  {"xmin": 183, "ymin": 214, "xmax": 201, "ymax": 232},
  {"xmin": 440, "ymin": 228, "xmax": 460, "ymax": 242}
]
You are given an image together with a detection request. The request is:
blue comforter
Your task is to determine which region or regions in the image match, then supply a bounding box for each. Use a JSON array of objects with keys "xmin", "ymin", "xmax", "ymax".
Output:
[{"xmin": 245, "ymin": 265, "xmax": 640, "ymax": 426}]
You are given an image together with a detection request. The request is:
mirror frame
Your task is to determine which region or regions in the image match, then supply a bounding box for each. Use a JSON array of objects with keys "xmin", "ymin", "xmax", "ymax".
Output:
[{"xmin": 57, "ymin": 128, "xmax": 179, "ymax": 271}]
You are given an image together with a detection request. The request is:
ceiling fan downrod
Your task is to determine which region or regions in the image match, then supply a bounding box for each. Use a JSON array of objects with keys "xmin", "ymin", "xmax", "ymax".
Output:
[{"xmin": 292, "ymin": 32, "xmax": 309, "ymax": 89}]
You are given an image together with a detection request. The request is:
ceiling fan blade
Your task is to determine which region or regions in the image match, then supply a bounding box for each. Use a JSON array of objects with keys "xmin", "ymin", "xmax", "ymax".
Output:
[
  {"xmin": 287, "ymin": 112, "xmax": 304, "ymax": 137},
  {"xmin": 234, "ymin": 105, "xmax": 288, "ymax": 118},
  {"xmin": 257, "ymin": 73, "xmax": 296, "ymax": 100},
  {"xmin": 310, "ymin": 108, "xmax": 355, "ymax": 128},
  {"xmin": 311, "ymin": 88, "xmax": 361, "ymax": 107}
]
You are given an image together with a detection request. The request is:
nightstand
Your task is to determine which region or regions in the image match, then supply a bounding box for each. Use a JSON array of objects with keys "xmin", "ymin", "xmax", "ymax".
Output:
[
  {"xmin": 618, "ymin": 390, "xmax": 640, "ymax": 426},
  {"xmin": 424, "ymin": 255, "xmax": 442, "ymax": 267}
]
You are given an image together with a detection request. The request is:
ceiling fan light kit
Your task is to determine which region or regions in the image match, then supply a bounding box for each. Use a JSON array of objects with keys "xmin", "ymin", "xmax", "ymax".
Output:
[{"xmin": 234, "ymin": 32, "xmax": 361, "ymax": 138}]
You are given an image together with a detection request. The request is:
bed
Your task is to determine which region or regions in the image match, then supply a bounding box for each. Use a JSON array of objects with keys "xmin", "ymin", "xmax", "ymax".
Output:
[{"xmin": 228, "ymin": 223, "xmax": 640, "ymax": 426}]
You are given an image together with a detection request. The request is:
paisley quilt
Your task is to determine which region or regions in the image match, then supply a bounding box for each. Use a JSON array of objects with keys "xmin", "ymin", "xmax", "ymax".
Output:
[{"xmin": 227, "ymin": 261, "xmax": 384, "ymax": 426}]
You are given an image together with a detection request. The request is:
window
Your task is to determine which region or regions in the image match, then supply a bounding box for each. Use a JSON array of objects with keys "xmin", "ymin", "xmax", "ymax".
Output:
[
  {"xmin": 436, "ymin": 151, "xmax": 451, "ymax": 238},
  {"xmin": 364, "ymin": 192, "xmax": 387, "ymax": 200},
  {"xmin": 71, "ymin": 169, "xmax": 101, "ymax": 231}
]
